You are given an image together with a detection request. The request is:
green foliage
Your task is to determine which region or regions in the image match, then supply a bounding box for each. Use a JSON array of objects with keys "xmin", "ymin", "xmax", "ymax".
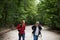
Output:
[
  {"xmin": 37, "ymin": 0, "xmax": 60, "ymax": 30},
  {"xmin": 0, "ymin": 0, "xmax": 38, "ymax": 27},
  {"xmin": 0, "ymin": 0, "xmax": 60, "ymax": 30}
]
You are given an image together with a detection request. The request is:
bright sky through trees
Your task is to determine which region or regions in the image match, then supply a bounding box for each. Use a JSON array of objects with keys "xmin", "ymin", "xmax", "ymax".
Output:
[{"xmin": 35, "ymin": 0, "xmax": 40, "ymax": 5}]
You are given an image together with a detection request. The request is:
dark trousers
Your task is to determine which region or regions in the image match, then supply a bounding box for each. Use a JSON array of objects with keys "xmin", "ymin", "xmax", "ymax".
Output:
[
  {"xmin": 33, "ymin": 35, "xmax": 38, "ymax": 40},
  {"xmin": 19, "ymin": 33, "xmax": 25, "ymax": 40}
]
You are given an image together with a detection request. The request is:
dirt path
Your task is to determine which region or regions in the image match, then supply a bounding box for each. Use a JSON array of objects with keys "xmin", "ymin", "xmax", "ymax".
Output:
[{"xmin": 0, "ymin": 26, "xmax": 60, "ymax": 40}]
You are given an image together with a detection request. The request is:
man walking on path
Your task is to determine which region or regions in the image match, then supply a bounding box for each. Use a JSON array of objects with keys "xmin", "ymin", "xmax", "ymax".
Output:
[
  {"xmin": 32, "ymin": 21, "xmax": 42, "ymax": 40},
  {"xmin": 17, "ymin": 20, "xmax": 26, "ymax": 40}
]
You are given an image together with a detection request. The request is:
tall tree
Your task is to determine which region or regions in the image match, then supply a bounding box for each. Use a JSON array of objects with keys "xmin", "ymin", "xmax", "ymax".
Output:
[{"xmin": 37, "ymin": 0, "xmax": 60, "ymax": 30}]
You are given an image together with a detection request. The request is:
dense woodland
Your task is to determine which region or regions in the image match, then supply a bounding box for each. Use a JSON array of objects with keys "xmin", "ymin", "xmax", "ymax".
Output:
[{"xmin": 0, "ymin": 0, "xmax": 60, "ymax": 30}]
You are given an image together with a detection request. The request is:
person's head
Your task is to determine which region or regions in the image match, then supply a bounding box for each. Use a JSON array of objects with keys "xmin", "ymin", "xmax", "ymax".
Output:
[
  {"xmin": 35, "ymin": 21, "xmax": 39, "ymax": 26},
  {"xmin": 22, "ymin": 20, "xmax": 25, "ymax": 24}
]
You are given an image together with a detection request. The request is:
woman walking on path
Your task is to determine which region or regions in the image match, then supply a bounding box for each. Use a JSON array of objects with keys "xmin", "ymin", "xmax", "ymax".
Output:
[
  {"xmin": 17, "ymin": 20, "xmax": 26, "ymax": 40},
  {"xmin": 32, "ymin": 21, "xmax": 42, "ymax": 40}
]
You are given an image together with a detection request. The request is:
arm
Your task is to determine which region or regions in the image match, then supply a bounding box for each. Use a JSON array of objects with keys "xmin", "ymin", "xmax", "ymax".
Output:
[
  {"xmin": 39, "ymin": 25, "xmax": 42, "ymax": 31},
  {"xmin": 23, "ymin": 25, "xmax": 25, "ymax": 30},
  {"xmin": 16, "ymin": 24, "xmax": 21, "ymax": 30},
  {"xmin": 22, "ymin": 23, "xmax": 26, "ymax": 30},
  {"xmin": 32, "ymin": 26, "xmax": 34, "ymax": 30}
]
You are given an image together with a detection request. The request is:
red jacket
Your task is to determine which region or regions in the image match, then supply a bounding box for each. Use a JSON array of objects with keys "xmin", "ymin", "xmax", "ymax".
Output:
[{"xmin": 17, "ymin": 23, "xmax": 25, "ymax": 34}]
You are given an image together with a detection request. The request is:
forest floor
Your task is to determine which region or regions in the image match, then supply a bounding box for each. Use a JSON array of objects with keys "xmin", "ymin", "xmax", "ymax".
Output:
[
  {"xmin": 0, "ymin": 25, "xmax": 60, "ymax": 40},
  {"xmin": 0, "ymin": 27, "xmax": 11, "ymax": 35}
]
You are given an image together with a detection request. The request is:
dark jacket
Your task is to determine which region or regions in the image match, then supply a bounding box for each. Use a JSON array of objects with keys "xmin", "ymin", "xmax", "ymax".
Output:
[{"xmin": 32, "ymin": 25, "xmax": 42, "ymax": 35}]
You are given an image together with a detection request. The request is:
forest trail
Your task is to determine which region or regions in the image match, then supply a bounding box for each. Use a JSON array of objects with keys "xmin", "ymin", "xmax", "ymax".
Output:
[{"xmin": 0, "ymin": 25, "xmax": 60, "ymax": 40}]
